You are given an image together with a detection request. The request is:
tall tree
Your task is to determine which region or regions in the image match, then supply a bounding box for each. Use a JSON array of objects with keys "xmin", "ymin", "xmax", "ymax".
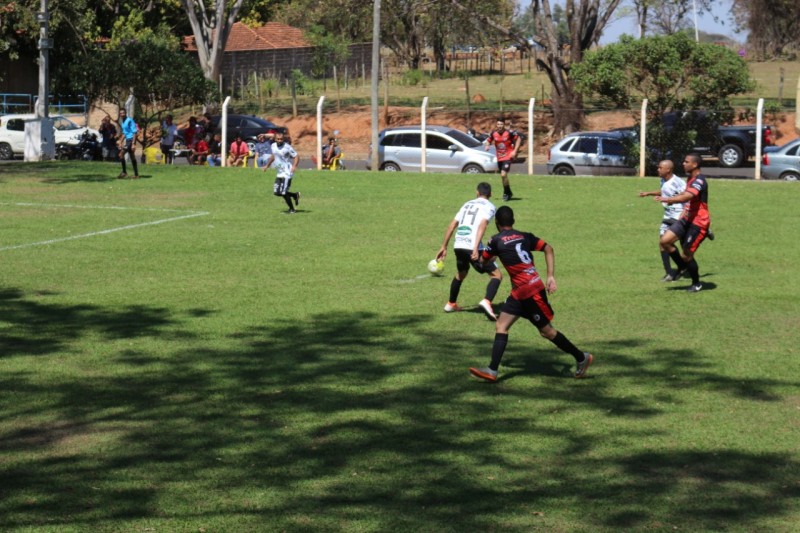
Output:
[
  {"xmin": 180, "ymin": 0, "xmax": 247, "ymax": 82},
  {"xmin": 732, "ymin": 0, "xmax": 799, "ymax": 59},
  {"xmin": 449, "ymin": 0, "xmax": 622, "ymax": 134}
]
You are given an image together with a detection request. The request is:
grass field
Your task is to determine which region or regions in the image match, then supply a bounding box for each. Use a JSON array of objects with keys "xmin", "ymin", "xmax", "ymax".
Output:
[{"xmin": 1, "ymin": 161, "xmax": 799, "ymax": 532}]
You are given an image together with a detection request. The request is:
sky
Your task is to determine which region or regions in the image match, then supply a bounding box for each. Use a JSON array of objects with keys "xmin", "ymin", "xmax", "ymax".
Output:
[{"xmin": 518, "ymin": 0, "xmax": 746, "ymax": 45}]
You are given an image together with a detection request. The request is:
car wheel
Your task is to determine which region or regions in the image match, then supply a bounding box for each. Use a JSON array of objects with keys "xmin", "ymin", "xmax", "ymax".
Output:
[
  {"xmin": 0, "ymin": 142, "xmax": 12, "ymax": 160},
  {"xmin": 553, "ymin": 165, "xmax": 575, "ymax": 176},
  {"xmin": 718, "ymin": 144, "xmax": 744, "ymax": 168},
  {"xmin": 462, "ymin": 163, "xmax": 484, "ymax": 174},
  {"xmin": 781, "ymin": 171, "xmax": 799, "ymax": 182},
  {"xmin": 381, "ymin": 162, "xmax": 401, "ymax": 171}
]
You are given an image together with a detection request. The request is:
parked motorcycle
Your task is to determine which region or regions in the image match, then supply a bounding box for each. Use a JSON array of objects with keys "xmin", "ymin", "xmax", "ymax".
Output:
[{"xmin": 56, "ymin": 131, "xmax": 103, "ymax": 161}]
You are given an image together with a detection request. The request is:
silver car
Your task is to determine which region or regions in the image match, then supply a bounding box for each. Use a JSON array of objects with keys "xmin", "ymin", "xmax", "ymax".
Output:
[
  {"xmin": 0, "ymin": 114, "xmax": 101, "ymax": 160},
  {"xmin": 367, "ymin": 125, "xmax": 497, "ymax": 173},
  {"xmin": 762, "ymin": 139, "xmax": 800, "ymax": 181},
  {"xmin": 547, "ymin": 131, "xmax": 636, "ymax": 176}
]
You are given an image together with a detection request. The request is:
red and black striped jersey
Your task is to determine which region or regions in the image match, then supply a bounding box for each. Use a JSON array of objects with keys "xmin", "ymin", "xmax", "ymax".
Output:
[
  {"xmin": 484, "ymin": 229, "xmax": 548, "ymax": 298},
  {"xmin": 487, "ymin": 129, "xmax": 519, "ymax": 162},
  {"xmin": 681, "ymin": 174, "xmax": 711, "ymax": 228}
]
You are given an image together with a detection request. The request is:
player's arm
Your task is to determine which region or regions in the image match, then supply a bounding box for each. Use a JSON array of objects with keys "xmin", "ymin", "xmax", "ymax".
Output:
[
  {"xmin": 542, "ymin": 243, "xmax": 557, "ymax": 294},
  {"xmin": 639, "ymin": 189, "xmax": 660, "ymax": 197},
  {"xmin": 291, "ymin": 152, "xmax": 300, "ymax": 172},
  {"xmin": 471, "ymin": 218, "xmax": 490, "ymax": 261},
  {"xmin": 436, "ymin": 219, "xmax": 458, "ymax": 261},
  {"xmin": 656, "ymin": 189, "xmax": 694, "ymax": 204},
  {"xmin": 511, "ymin": 133, "xmax": 522, "ymax": 157}
]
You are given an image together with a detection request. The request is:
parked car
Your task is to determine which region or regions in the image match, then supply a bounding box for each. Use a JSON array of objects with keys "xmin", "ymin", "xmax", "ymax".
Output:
[
  {"xmin": 547, "ymin": 130, "xmax": 637, "ymax": 176},
  {"xmin": 0, "ymin": 114, "xmax": 101, "ymax": 160},
  {"xmin": 207, "ymin": 114, "xmax": 289, "ymax": 150},
  {"xmin": 367, "ymin": 125, "xmax": 498, "ymax": 173},
  {"xmin": 761, "ymin": 139, "xmax": 800, "ymax": 181}
]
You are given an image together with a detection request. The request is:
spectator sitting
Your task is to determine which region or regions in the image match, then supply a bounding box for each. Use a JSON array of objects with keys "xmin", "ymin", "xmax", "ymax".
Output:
[
  {"xmin": 189, "ymin": 135, "xmax": 210, "ymax": 165},
  {"xmin": 253, "ymin": 133, "xmax": 274, "ymax": 168},
  {"xmin": 322, "ymin": 136, "xmax": 342, "ymax": 168},
  {"xmin": 228, "ymin": 133, "xmax": 249, "ymax": 167},
  {"xmin": 207, "ymin": 133, "xmax": 222, "ymax": 166}
]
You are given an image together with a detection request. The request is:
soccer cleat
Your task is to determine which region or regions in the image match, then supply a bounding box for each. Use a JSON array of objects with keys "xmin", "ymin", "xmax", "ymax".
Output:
[
  {"xmin": 478, "ymin": 299, "xmax": 497, "ymax": 321},
  {"xmin": 707, "ymin": 229, "xmax": 715, "ymax": 241},
  {"xmin": 502, "ymin": 193, "xmax": 511, "ymax": 202},
  {"xmin": 661, "ymin": 273, "xmax": 675, "ymax": 282},
  {"xmin": 469, "ymin": 366, "xmax": 498, "ymax": 382},
  {"xmin": 443, "ymin": 302, "xmax": 462, "ymax": 313},
  {"xmin": 673, "ymin": 268, "xmax": 687, "ymax": 281},
  {"xmin": 687, "ymin": 283, "xmax": 703, "ymax": 293},
  {"xmin": 575, "ymin": 352, "xmax": 593, "ymax": 378},
  {"xmin": 117, "ymin": 172, "xmax": 127, "ymax": 179},
  {"xmin": 284, "ymin": 209, "xmax": 296, "ymax": 214},
  {"xmin": 295, "ymin": 192, "xmax": 301, "ymax": 206}
]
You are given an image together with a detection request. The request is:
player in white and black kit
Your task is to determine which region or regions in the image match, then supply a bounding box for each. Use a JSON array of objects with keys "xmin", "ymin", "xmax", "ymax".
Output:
[
  {"xmin": 435, "ymin": 182, "xmax": 503, "ymax": 321},
  {"xmin": 263, "ymin": 131, "xmax": 301, "ymax": 214},
  {"xmin": 639, "ymin": 160, "xmax": 687, "ymax": 281}
]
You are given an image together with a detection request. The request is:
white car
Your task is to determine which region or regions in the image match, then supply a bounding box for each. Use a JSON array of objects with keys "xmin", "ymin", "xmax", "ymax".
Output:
[{"xmin": 0, "ymin": 114, "xmax": 101, "ymax": 160}]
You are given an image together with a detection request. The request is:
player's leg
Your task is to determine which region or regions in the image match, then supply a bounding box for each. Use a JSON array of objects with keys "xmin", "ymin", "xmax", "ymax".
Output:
[
  {"xmin": 681, "ymin": 224, "xmax": 707, "ymax": 292},
  {"xmin": 469, "ymin": 309, "xmax": 520, "ymax": 382},
  {"xmin": 475, "ymin": 259, "xmax": 502, "ymax": 320},
  {"xmin": 661, "ymin": 222, "xmax": 688, "ymax": 275},
  {"xmin": 445, "ymin": 250, "xmax": 471, "ymax": 312},
  {"xmin": 500, "ymin": 162, "xmax": 513, "ymax": 200},
  {"xmin": 659, "ymin": 220, "xmax": 677, "ymax": 280},
  {"xmin": 538, "ymin": 323, "xmax": 594, "ymax": 378},
  {"xmin": 128, "ymin": 140, "xmax": 139, "ymax": 178}
]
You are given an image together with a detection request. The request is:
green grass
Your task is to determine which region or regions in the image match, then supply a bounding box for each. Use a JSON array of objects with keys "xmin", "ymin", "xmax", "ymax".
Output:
[{"xmin": 1, "ymin": 162, "xmax": 799, "ymax": 532}]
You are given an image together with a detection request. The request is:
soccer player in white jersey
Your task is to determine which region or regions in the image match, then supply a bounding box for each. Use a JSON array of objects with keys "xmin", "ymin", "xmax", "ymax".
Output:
[
  {"xmin": 264, "ymin": 131, "xmax": 301, "ymax": 214},
  {"xmin": 639, "ymin": 160, "xmax": 688, "ymax": 281},
  {"xmin": 435, "ymin": 182, "xmax": 503, "ymax": 320}
]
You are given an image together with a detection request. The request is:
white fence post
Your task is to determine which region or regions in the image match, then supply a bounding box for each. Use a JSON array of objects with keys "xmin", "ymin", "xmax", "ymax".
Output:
[
  {"xmin": 316, "ymin": 96, "xmax": 326, "ymax": 170},
  {"xmin": 527, "ymin": 98, "xmax": 535, "ymax": 175},
  {"xmin": 221, "ymin": 96, "xmax": 231, "ymax": 167},
  {"xmin": 421, "ymin": 96, "xmax": 428, "ymax": 173},
  {"xmin": 755, "ymin": 97, "xmax": 764, "ymax": 181},
  {"xmin": 639, "ymin": 99, "xmax": 648, "ymax": 177}
]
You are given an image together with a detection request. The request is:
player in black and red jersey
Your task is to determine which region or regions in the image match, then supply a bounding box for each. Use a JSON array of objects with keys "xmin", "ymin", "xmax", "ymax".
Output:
[
  {"xmin": 656, "ymin": 153, "xmax": 712, "ymax": 293},
  {"xmin": 468, "ymin": 206, "xmax": 593, "ymax": 382},
  {"xmin": 484, "ymin": 118, "xmax": 521, "ymax": 202}
]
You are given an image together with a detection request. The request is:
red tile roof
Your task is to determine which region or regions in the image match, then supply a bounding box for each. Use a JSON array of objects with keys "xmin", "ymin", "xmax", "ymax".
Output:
[{"xmin": 182, "ymin": 21, "xmax": 310, "ymax": 52}]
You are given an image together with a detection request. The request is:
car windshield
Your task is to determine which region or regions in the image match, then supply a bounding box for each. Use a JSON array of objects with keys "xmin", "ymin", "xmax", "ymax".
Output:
[
  {"xmin": 52, "ymin": 116, "xmax": 81, "ymax": 131},
  {"xmin": 445, "ymin": 129, "xmax": 482, "ymax": 148}
]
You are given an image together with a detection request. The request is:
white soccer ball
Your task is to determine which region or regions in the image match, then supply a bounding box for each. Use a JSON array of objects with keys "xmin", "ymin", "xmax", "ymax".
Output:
[{"xmin": 428, "ymin": 259, "xmax": 445, "ymax": 276}]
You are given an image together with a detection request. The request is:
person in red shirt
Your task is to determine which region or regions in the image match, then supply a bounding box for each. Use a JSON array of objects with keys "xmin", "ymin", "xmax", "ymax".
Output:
[
  {"xmin": 189, "ymin": 135, "xmax": 210, "ymax": 165},
  {"xmin": 468, "ymin": 205, "xmax": 593, "ymax": 382},
  {"xmin": 656, "ymin": 153, "xmax": 712, "ymax": 293},
  {"xmin": 484, "ymin": 117, "xmax": 522, "ymax": 201},
  {"xmin": 228, "ymin": 133, "xmax": 249, "ymax": 167}
]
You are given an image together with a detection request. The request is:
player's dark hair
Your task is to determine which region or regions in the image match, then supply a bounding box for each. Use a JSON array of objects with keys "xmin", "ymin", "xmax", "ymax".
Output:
[
  {"xmin": 495, "ymin": 205, "xmax": 514, "ymax": 227},
  {"xmin": 686, "ymin": 153, "xmax": 702, "ymax": 167},
  {"xmin": 477, "ymin": 182, "xmax": 491, "ymax": 197},
  {"xmin": 496, "ymin": 117, "xmax": 505, "ymax": 123}
]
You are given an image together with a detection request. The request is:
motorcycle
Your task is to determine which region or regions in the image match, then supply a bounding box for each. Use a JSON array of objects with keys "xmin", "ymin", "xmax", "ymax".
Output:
[{"xmin": 56, "ymin": 131, "xmax": 103, "ymax": 161}]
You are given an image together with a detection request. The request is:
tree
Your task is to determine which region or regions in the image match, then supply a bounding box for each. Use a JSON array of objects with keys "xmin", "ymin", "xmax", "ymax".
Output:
[
  {"xmin": 180, "ymin": 0, "xmax": 247, "ymax": 82},
  {"xmin": 732, "ymin": 0, "xmax": 799, "ymax": 59},
  {"xmin": 449, "ymin": 0, "xmax": 622, "ymax": 134},
  {"xmin": 572, "ymin": 32, "xmax": 755, "ymax": 169},
  {"xmin": 65, "ymin": 33, "xmax": 217, "ymax": 150}
]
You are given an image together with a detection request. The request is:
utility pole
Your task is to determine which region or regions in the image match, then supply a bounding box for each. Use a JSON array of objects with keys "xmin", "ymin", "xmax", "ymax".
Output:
[
  {"xmin": 370, "ymin": 0, "xmax": 381, "ymax": 171},
  {"xmin": 25, "ymin": 0, "xmax": 54, "ymax": 161}
]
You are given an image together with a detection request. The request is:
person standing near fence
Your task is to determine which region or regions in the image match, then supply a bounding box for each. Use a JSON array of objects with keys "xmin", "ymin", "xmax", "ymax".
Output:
[
  {"xmin": 160, "ymin": 115, "xmax": 178, "ymax": 164},
  {"xmin": 484, "ymin": 118, "xmax": 521, "ymax": 202},
  {"xmin": 98, "ymin": 116, "xmax": 118, "ymax": 161},
  {"xmin": 117, "ymin": 108, "xmax": 139, "ymax": 179}
]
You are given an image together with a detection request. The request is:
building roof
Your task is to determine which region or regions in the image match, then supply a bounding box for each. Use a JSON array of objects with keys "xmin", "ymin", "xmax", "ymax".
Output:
[{"xmin": 182, "ymin": 21, "xmax": 310, "ymax": 52}]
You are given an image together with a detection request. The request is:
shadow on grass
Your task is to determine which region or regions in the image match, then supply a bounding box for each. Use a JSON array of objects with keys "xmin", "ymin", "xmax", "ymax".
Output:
[{"xmin": 0, "ymin": 288, "xmax": 798, "ymax": 530}]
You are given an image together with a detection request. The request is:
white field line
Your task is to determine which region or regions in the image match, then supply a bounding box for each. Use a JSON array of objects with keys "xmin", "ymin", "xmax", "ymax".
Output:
[
  {"xmin": 0, "ymin": 202, "xmax": 209, "ymax": 252},
  {"xmin": 394, "ymin": 274, "xmax": 437, "ymax": 284}
]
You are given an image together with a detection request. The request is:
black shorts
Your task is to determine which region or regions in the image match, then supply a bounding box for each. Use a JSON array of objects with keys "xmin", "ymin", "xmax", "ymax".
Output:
[
  {"xmin": 274, "ymin": 177, "xmax": 292, "ymax": 196},
  {"xmin": 497, "ymin": 160, "xmax": 512, "ymax": 173},
  {"xmin": 503, "ymin": 290, "xmax": 554, "ymax": 328},
  {"xmin": 667, "ymin": 219, "xmax": 708, "ymax": 254},
  {"xmin": 454, "ymin": 248, "xmax": 498, "ymax": 274}
]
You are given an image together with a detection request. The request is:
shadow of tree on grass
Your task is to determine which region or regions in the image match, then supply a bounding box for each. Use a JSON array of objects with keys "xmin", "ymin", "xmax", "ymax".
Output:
[{"xmin": 0, "ymin": 288, "xmax": 798, "ymax": 530}]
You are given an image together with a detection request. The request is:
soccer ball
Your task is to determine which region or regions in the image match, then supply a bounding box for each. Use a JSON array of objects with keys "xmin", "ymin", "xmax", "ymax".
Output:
[{"xmin": 428, "ymin": 259, "xmax": 445, "ymax": 276}]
